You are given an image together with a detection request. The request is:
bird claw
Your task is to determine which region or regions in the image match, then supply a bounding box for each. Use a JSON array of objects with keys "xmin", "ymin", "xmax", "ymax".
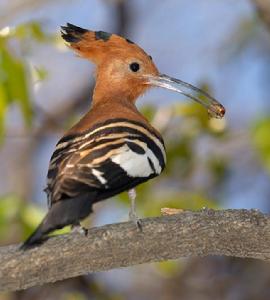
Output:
[
  {"xmin": 71, "ymin": 224, "xmax": 88, "ymax": 236},
  {"xmin": 129, "ymin": 212, "xmax": 142, "ymax": 232},
  {"xmin": 82, "ymin": 227, "xmax": 88, "ymax": 236}
]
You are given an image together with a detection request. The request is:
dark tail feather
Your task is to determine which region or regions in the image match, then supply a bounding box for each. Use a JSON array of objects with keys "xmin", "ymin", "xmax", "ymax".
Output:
[
  {"xmin": 20, "ymin": 221, "xmax": 49, "ymax": 250},
  {"xmin": 20, "ymin": 193, "xmax": 95, "ymax": 250}
]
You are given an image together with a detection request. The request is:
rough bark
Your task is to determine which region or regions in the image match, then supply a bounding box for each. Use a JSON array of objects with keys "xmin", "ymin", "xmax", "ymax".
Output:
[{"xmin": 1, "ymin": 209, "xmax": 270, "ymax": 292}]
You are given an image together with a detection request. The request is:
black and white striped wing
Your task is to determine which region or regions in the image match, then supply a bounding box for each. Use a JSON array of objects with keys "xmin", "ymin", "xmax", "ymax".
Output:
[{"xmin": 46, "ymin": 119, "xmax": 166, "ymax": 206}]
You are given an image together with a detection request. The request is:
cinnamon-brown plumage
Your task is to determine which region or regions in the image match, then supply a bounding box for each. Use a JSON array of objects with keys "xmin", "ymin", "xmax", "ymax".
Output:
[{"xmin": 21, "ymin": 23, "xmax": 225, "ymax": 249}]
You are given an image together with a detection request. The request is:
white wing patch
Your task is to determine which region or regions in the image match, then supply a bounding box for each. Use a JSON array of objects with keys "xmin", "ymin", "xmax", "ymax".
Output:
[
  {"xmin": 111, "ymin": 142, "xmax": 162, "ymax": 178},
  {"xmin": 92, "ymin": 168, "xmax": 107, "ymax": 185}
]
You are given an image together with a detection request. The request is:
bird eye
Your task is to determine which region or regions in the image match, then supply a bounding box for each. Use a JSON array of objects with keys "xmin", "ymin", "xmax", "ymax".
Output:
[{"xmin": 129, "ymin": 62, "xmax": 140, "ymax": 72}]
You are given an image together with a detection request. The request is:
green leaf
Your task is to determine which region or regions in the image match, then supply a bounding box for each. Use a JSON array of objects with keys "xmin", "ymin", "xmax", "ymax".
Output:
[
  {"xmin": 156, "ymin": 260, "xmax": 181, "ymax": 277},
  {"xmin": 14, "ymin": 22, "xmax": 46, "ymax": 41},
  {"xmin": 12, "ymin": 61, "xmax": 33, "ymax": 126},
  {"xmin": 140, "ymin": 104, "xmax": 156, "ymax": 121},
  {"xmin": 29, "ymin": 22, "xmax": 46, "ymax": 41},
  {"xmin": 32, "ymin": 66, "xmax": 48, "ymax": 81},
  {"xmin": 1, "ymin": 44, "xmax": 32, "ymax": 127},
  {"xmin": 0, "ymin": 81, "xmax": 8, "ymax": 142},
  {"xmin": 252, "ymin": 117, "xmax": 270, "ymax": 173}
]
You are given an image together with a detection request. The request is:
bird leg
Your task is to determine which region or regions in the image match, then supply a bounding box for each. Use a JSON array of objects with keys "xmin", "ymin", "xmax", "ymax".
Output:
[
  {"xmin": 128, "ymin": 188, "xmax": 142, "ymax": 231},
  {"xmin": 71, "ymin": 222, "xmax": 88, "ymax": 236}
]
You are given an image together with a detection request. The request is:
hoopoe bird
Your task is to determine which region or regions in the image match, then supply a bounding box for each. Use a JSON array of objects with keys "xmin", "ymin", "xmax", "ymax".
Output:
[{"xmin": 21, "ymin": 23, "xmax": 225, "ymax": 249}]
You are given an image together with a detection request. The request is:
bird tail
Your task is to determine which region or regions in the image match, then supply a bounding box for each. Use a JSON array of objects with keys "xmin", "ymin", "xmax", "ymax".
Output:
[
  {"xmin": 20, "ymin": 193, "xmax": 95, "ymax": 250},
  {"xmin": 20, "ymin": 220, "xmax": 49, "ymax": 250}
]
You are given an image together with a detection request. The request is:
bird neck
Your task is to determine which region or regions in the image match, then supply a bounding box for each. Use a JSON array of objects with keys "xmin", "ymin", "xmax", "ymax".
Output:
[
  {"xmin": 68, "ymin": 93, "xmax": 148, "ymax": 135},
  {"xmin": 92, "ymin": 85, "xmax": 135, "ymax": 105},
  {"xmin": 91, "ymin": 92, "xmax": 142, "ymax": 122}
]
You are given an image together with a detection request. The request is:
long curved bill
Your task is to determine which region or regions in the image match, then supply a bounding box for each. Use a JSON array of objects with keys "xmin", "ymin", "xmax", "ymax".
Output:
[{"xmin": 146, "ymin": 74, "xmax": 225, "ymax": 119}]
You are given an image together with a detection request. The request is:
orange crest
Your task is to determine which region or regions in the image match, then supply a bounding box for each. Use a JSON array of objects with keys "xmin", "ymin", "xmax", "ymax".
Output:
[{"xmin": 61, "ymin": 23, "xmax": 153, "ymax": 66}]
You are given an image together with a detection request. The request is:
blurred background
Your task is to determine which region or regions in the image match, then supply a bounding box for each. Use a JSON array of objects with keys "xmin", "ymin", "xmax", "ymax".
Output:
[{"xmin": 1, "ymin": 0, "xmax": 270, "ymax": 299}]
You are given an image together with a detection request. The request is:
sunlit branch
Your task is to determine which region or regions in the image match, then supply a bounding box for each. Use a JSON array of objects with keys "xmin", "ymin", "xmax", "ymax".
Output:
[{"xmin": 0, "ymin": 209, "xmax": 270, "ymax": 292}]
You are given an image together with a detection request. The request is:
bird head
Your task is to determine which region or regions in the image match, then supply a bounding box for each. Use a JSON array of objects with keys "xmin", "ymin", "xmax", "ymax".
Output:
[{"xmin": 61, "ymin": 23, "xmax": 225, "ymax": 118}]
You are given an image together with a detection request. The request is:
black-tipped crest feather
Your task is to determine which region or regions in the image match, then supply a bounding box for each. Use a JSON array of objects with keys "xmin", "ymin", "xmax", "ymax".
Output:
[{"xmin": 61, "ymin": 23, "xmax": 88, "ymax": 43}]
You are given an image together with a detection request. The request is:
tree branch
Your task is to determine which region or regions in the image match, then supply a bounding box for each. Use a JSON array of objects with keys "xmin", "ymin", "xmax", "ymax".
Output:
[
  {"xmin": 253, "ymin": 0, "xmax": 270, "ymax": 32},
  {"xmin": 1, "ymin": 209, "xmax": 270, "ymax": 292}
]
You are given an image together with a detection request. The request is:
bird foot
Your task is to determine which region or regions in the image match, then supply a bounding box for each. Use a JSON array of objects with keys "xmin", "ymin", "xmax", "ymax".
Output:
[
  {"xmin": 129, "ymin": 212, "xmax": 142, "ymax": 232},
  {"xmin": 71, "ymin": 224, "xmax": 88, "ymax": 236}
]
